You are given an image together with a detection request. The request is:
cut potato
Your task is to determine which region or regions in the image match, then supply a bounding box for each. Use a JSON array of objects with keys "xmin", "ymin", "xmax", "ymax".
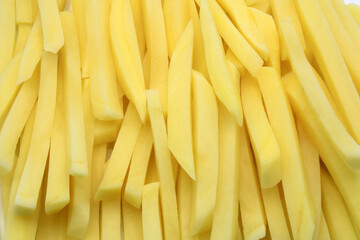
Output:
[
  {"xmin": 0, "ymin": 0, "xmax": 16, "ymax": 73},
  {"xmin": 14, "ymin": 24, "xmax": 32, "ymax": 54},
  {"xmin": 129, "ymin": 0, "xmax": 145, "ymax": 58},
  {"xmin": 101, "ymin": 193, "xmax": 122, "ymax": 240},
  {"xmin": 16, "ymin": 0, "xmax": 33, "ymax": 24},
  {"xmin": 94, "ymin": 119, "xmax": 122, "ymax": 146},
  {"xmin": 347, "ymin": 4, "xmax": 360, "ymax": 27},
  {"xmin": 123, "ymin": 199, "xmax": 143, "ymax": 240}
]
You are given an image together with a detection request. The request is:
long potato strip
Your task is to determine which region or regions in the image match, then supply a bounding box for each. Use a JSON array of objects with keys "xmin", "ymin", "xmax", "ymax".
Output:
[
  {"xmin": 347, "ymin": 4, "xmax": 360, "ymax": 27},
  {"xmin": 96, "ymin": 103, "xmax": 142, "ymax": 200},
  {"xmin": 123, "ymin": 200, "xmax": 143, "ymax": 240},
  {"xmin": 110, "ymin": 0, "xmax": 147, "ymax": 122},
  {"xmin": 124, "ymin": 122, "xmax": 153, "ymax": 208},
  {"xmin": 146, "ymin": 90, "xmax": 180, "ymax": 240},
  {"xmin": 0, "ymin": 0, "xmax": 16, "ymax": 73},
  {"xmin": 319, "ymin": 212, "xmax": 331, "ymax": 240},
  {"xmin": 142, "ymin": 0, "xmax": 169, "ymax": 115},
  {"xmin": 129, "ymin": 0, "xmax": 145, "ymax": 58},
  {"xmin": 60, "ymin": 12, "xmax": 88, "ymax": 177},
  {"xmin": 17, "ymin": 16, "xmax": 43, "ymax": 84},
  {"xmin": 168, "ymin": 22, "xmax": 195, "ymax": 179},
  {"xmin": 191, "ymin": 70, "xmax": 218, "ymax": 235},
  {"xmin": 0, "ymin": 67, "xmax": 39, "ymax": 175},
  {"xmin": 14, "ymin": 24, "xmax": 32, "ymax": 54},
  {"xmin": 279, "ymin": 18, "xmax": 360, "ymax": 169},
  {"xmin": 241, "ymin": 74, "xmax": 281, "ymax": 188},
  {"xmin": 86, "ymin": 0, "xmax": 123, "ymax": 120},
  {"xmin": 210, "ymin": 102, "xmax": 240, "ymax": 240},
  {"xmin": 94, "ymin": 120, "xmax": 122, "ymax": 146},
  {"xmin": 15, "ymin": 52, "xmax": 57, "ymax": 215},
  {"xmin": 238, "ymin": 125, "xmax": 266, "ymax": 240},
  {"xmin": 16, "ymin": 0, "xmax": 33, "ymax": 24},
  {"xmin": 0, "ymin": 155, "xmax": 17, "ymax": 219},
  {"xmin": 101, "ymin": 193, "xmax": 122, "ymax": 240},
  {"xmin": 200, "ymin": 0, "xmax": 243, "ymax": 126},
  {"xmin": 293, "ymin": 0, "xmax": 360, "ymax": 145}
]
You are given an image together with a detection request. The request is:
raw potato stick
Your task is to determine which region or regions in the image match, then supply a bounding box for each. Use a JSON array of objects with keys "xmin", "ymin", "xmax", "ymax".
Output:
[
  {"xmin": 168, "ymin": 21, "xmax": 195, "ymax": 180},
  {"xmin": 110, "ymin": 0, "xmax": 147, "ymax": 122},
  {"xmin": 14, "ymin": 52, "xmax": 58, "ymax": 215},
  {"xmin": 319, "ymin": 212, "xmax": 331, "ymax": 240},
  {"xmin": 347, "ymin": 4, "xmax": 360, "ymax": 27},
  {"xmin": 60, "ymin": 12, "xmax": 88, "ymax": 177},
  {"xmin": 123, "ymin": 200, "xmax": 143, "ymax": 240},
  {"xmin": 94, "ymin": 119, "xmax": 122, "ymax": 146},
  {"xmin": 129, "ymin": 0, "xmax": 145, "ymax": 58},
  {"xmin": 0, "ymin": 67, "xmax": 39, "ymax": 175},
  {"xmin": 124, "ymin": 122, "xmax": 153, "ymax": 208},
  {"xmin": 146, "ymin": 90, "xmax": 180, "ymax": 240},
  {"xmin": 0, "ymin": 0, "xmax": 16, "ymax": 73},
  {"xmin": 0, "ymin": 155, "xmax": 17, "ymax": 218},
  {"xmin": 95, "ymin": 103, "xmax": 142, "ymax": 200},
  {"xmin": 101, "ymin": 193, "xmax": 122, "ymax": 240},
  {"xmin": 16, "ymin": 0, "xmax": 33, "ymax": 24},
  {"xmin": 14, "ymin": 24, "xmax": 32, "ymax": 54},
  {"xmin": 191, "ymin": 70, "xmax": 218, "ymax": 235},
  {"xmin": 200, "ymin": 0, "xmax": 243, "ymax": 126}
]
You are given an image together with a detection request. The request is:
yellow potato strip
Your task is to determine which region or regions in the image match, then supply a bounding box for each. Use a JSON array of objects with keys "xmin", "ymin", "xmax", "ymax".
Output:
[
  {"xmin": 45, "ymin": 60, "xmax": 69, "ymax": 215},
  {"xmin": 129, "ymin": 0, "xmax": 145, "ymax": 58},
  {"xmin": 0, "ymin": 155, "xmax": 17, "ymax": 219},
  {"xmin": 101, "ymin": 193, "xmax": 122, "ymax": 240},
  {"xmin": 168, "ymin": 22, "xmax": 195, "ymax": 179},
  {"xmin": 94, "ymin": 119, "xmax": 122, "ymax": 146},
  {"xmin": 14, "ymin": 52, "xmax": 57, "ymax": 215},
  {"xmin": 14, "ymin": 24, "xmax": 32, "ymax": 54},
  {"xmin": 72, "ymin": 0, "xmax": 89, "ymax": 78},
  {"xmin": 142, "ymin": 183, "xmax": 163, "ymax": 240},
  {"xmin": 86, "ymin": 0, "xmax": 123, "ymax": 120},
  {"xmin": 321, "ymin": 167, "xmax": 357, "ymax": 240},
  {"xmin": 225, "ymin": 49, "xmax": 246, "ymax": 77},
  {"xmin": 249, "ymin": 0, "xmax": 271, "ymax": 14},
  {"xmin": 163, "ymin": 0, "xmax": 189, "ymax": 57},
  {"xmin": 210, "ymin": 102, "xmax": 240, "ymax": 240},
  {"xmin": 142, "ymin": 0, "xmax": 169, "ymax": 115},
  {"xmin": 347, "ymin": 4, "xmax": 360, "ymax": 27},
  {"xmin": 146, "ymin": 90, "xmax": 180, "ymax": 240},
  {"xmin": 16, "ymin": 0, "xmax": 33, "ymax": 24},
  {"xmin": 200, "ymin": 0, "xmax": 243, "ymax": 126},
  {"xmin": 238, "ymin": 125, "xmax": 266, "ymax": 240},
  {"xmin": 293, "ymin": 0, "xmax": 360, "ymax": 145},
  {"xmin": 123, "ymin": 200, "xmax": 143, "ymax": 240},
  {"xmin": 257, "ymin": 67, "xmax": 315, "ymax": 240},
  {"xmin": 216, "ymin": 0, "xmax": 268, "ymax": 59},
  {"xmin": 124, "ymin": 122, "xmax": 153, "ymax": 208},
  {"xmin": 279, "ymin": 18, "xmax": 360, "ymax": 169},
  {"xmin": 0, "ymin": 67, "xmax": 39, "ymax": 175},
  {"xmin": 96, "ymin": 103, "xmax": 142, "ymax": 200},
  {"xmin": 241, "ymin": 74, "xmax": 281, "ymax": 188},
  {"xmin": 110, "ymin": 0, "xmax": 147, "ymax": 122},
  {"xmin": 0, "ymin": 0, "xmax": 16, "ymax": 73},
  {"xmin": 60, "ymin": 12, "xmax": 88, "ymax": 177},
  {"xmin": 190, "ymin": 71, "xmax": 218, "ymax": 235},
  {"xmin": 319, "ymin": 212, "xmax": 331, "ymax": 240}
]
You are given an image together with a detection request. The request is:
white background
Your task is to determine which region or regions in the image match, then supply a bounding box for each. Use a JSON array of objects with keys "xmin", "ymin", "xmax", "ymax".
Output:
[{"xmin": 345, "ymin": 0, "xmax": 360, "ymax": 4}]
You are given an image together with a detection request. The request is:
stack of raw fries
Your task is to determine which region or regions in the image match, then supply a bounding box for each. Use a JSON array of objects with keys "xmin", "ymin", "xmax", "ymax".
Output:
[{"xmin": 0, "ymin": 0, "xmax": 360, "ymax": 239}]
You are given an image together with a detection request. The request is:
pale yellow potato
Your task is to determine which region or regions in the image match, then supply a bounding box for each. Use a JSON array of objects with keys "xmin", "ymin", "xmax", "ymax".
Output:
[
  {"xmin": 101, "ymin": 193, "xmax": 122, "ymax": 240},
  {"xmin": 250, "ymin": 8, "xmax": 280, "ymax": 75},
  {"xmin": 15, "ymin": 52, "xmax": 57, "ymax": 215},
  {"xmin": 110, "ymin": 0, "xmax": 147, "ymax": 122},
  {"xmin": 4, "ymin": 106, "xmax": 40, "ymax": 240},
  {"xmin": 72, "ymin": 0, "xmax": 89, "ymax": 78},
  {"xmin": 142, "ymin": 52, "xmax": 150, "ymax": 90},
  {"xmin": 0, "ymin": 155, "xmax": 17, "ymax": 219},
  {"xmin": 283, "ymin": 72, "xmax": 360, "ymax": 234},
  {"xmin": 87, "ymin": 0, "xmax": 123, "ymax": 120},
  {"xmin": 261, "ymin": 186, "xmax": 291, "ymax": 240},
  {"xmin": 14, "ymin": 24, "xmax": 32, "ymax": 54},
  {"xmin": 0, "ymin": 66, "xmax": 39, "ymax": 175},
  {"xmin": 249, "ymin": 0, "xmax": 271, "ymax": 14},
  {"xmin": 210, "ymin": 102, "xmax": 240, "ymax": 240},
  {"xmin": 94, "ymin": 119, "xmax": 122, "ymax": 146},
  {"xmin": 200, "ymin": 0, "xmax": 243, "ymax": 126},
  {"xmin": 163, "ymin": 0, "xmax": 189, "ymax": 57},
  {"xmin": 318, "ymin": 0, "xmax": 360, "ymax": 95},
  {"xmin": 124, "ymin": 122, "xmax": 153, "ymax": 208},
  {"xmin": 146, "ymin": 90, "xmax": 180, "ymax": 240},
  {"xmin": 0, "ymin": 50, "xmax": 24, "ymax": 121},
  {"xmin": 293, "ymin": 0, "xmax": 360, "ymax": 145},
  {"xmin": 270, "ymin": 0, "xmax": 306, "ymax": 60},
  {"xmin": 280, "ymin": 18, "xmax": 360, "ymax": 169},
  {"xmin": 142, "ymin": 0, "xmax": 169, "ymax": 115},
  {"xmin": 17, "ymin": 16, "xmax": 43, "ymax": 84},
  {"xmin": 177, "ymin": 169, "xmax": 199, "ymax": 240},
  {"xmin": 225, "ymin": 49, "xmax": 246, "ymax": 77},
  {"xmin": 145, "ymin": 152, "xmax": 159, "ymax": 184},
  {"xmin": 209, "ymin": 0, "xmax": 263, "ymax": 77},
  {"xmin": 347, "ymin": 4, "xmax": 360, "ymax": 27},
  {"xmin": 129, "ymin": 0, "xmax": 145, "ymax": 58},
  {"xmin": 142, "ymin": 183, "xmax": 163, "ymax": 240},
  {"xmin": 123, "ymin": 200, "xmax": 143, "ymax": 240},
  {"xmin": 167, "ymin": 21, "xmax": 195, "ymax": 179},
  {"xmin": 190, "ymin": 70, "xmax": 218, "ymax": 235},
  {"xmin": 241, "ymin": 74, "xmax": 281, "ymax": 188},
  {"xmin": 16, "ymin": 0, "xmax": 33, "ymax": 24},
  {"xmin": 95, "ymin": 103, "xmax": 142, "ymax": 200},
  {"xmin": 238, "ymin": 125, "xmax": 266, "ymax": 240},
  {"xmin": 0, "ymin": 0, "xmax": 16, "ymax": 73},
  {"xmin": 37, "ymin": 0, "xmax": 64, "ymax": 53},
  {"xmin": 257, "ymin": 67, "xmax": 315, "ymax": 240},
  {"xmin": 321, "ymin": 167, "xmax": 357, "ymax": 240},
  {"xmin": 319, "ymin": 212, "xmax": 331, "ymax": 240},
  {"xmin": 45, "ymin": 62, "xmax": 69, "ymax": 215}
]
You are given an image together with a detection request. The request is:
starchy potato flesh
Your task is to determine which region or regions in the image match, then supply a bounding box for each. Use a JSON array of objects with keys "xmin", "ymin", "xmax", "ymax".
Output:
[
  {"xmin": 200, "ymin": 0, "xmax": 243, "ymax": 126},
  {"xmin": 0, "ymin": 0, "xmax": 16, "ymax": 73},
  {"xmin": 101, "ymin": 194, "xmax": 122, "ymax": 240},
  {"xmin": 96, "ymin": 103, "xmax": 142, "ymax": 200},
  {"xmin": 250, "ymin": 0, "xmax": 271, "ymax": 14},
  {"xmin": 167, "ymin": 21, "xmax": 195, "ymax": 180},
  {"xmin": 129, "ymin": 0, "xmax": 145, "ymax": 58},
  {"xmin": 123, "ymin": 200, "xmax": 143, "ymax": 240},
  {"xmin": 14, "ymin": 24, "xmax": 32, "ymax": 54},
  {"xmin": 17, "ymin": 16, "xmax": 43, "ymax": 84},
  {"xmin": 94, "ymin": 119, "xmax": 122, "ymax": 146},
  {"xmin": 241, "ymin": 74, "xmax": 281, "ymax": 189},
  {"xmin": 0, "ymin": 68, "xmax": 39, "ymax": 175},
  {"xmin": 347, "ymin": 3, "xmax": 360, "ymax": 26},
  {"xmin": 191, "ymin": 70, "xmax": 218, "ymax": 235},
  {"xmin": 319, "ymin": 212, "xmax": 331, "ymax": 239},
  {"xmin": 0, "ymin": 155, "xmax": 17, "ymax": 219},
  {"xmin": 16, "ymin": 0, "xmax": 33, "ymax": 24}
]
